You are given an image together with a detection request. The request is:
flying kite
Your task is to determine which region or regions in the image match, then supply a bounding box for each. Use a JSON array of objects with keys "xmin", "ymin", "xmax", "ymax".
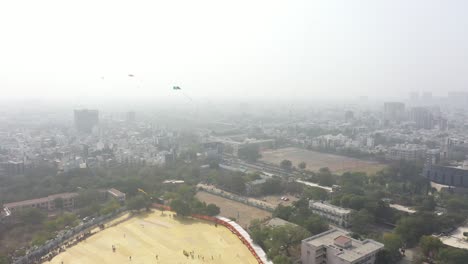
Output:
[{"xmin": 172, "ymin": 86, "xmax": 193, "ymax": 101}]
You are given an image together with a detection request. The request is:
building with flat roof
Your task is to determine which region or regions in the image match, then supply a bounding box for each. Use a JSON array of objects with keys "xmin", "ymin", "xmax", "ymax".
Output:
[
  {"xmin": 424, "ymin": 162, "xmax": 468, "ymax": 189},
  {"xmin": 309, "ymin": 200, "xmax": 352, "ymax": 228},
  {"xmin": 265, "ymin": 217, "xmax": 299, "ymax": 228},
  {"xmin": 301, "ymin": 229, "xmax": 384, "ymax": 264},
  {"xmin": 3, "ymin": 192, "xmax": 78, "ymax": 214},
  {"xmin": 107, "ymin": 188, "xmax": 126, "ymax": 202},
  {"xmin": 386, "ymin": 144, "xmax": 426, "ymax": 161}
]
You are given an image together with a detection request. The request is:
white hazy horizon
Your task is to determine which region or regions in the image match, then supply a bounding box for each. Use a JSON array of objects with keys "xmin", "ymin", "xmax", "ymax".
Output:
[{"xmin": 1, "ymin": 0, "xmax": 468, "ymax": 101}]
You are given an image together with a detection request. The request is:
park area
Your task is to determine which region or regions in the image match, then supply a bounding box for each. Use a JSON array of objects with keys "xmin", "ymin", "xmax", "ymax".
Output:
[
  {"xmin": 261, "ymin": 147, "xmax": 386, "ymax": 174},
  {"xmin": 45, "ymin": 210, "xmax": 258, "ymax": 264},
  {"xmin": 196, "ymin": 191, "xmax": 271, "ymax": 228}
]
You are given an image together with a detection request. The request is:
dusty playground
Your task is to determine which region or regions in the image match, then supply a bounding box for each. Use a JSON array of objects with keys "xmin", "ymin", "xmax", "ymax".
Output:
[
  {"xmin": 196, "ymin": 191, "xmax": 272, "ymax": 227},
  {"xmin": 45, "ymin": 210, "xmax": 258, "ymax": 264},
  {"xmin": 261, "ymin": 147, "xmax": 386, "ymax": 174}
]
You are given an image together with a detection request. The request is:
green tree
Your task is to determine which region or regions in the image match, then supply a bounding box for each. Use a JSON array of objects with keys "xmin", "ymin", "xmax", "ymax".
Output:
[
  {"xmin": 382, "ymin": 233, "xmax": 403, "ymax": 256},
  {"xmin": 437, "ymin": 247, "xmax": 468, "ymax": 264},
  {"xmin": 238, "ymin": 145, "xmax": 261, "ymax": 162},
  {"xmin": 261, "ymin": 178, "xmax": 283, "ymax": 195},
  {"xmin": 304, "ymin": 215, "xmax": 328, "ymax": 235},
  {"xmin": 205, "ymin": 203, "xmax": 220, "ymax": 216},
  {"xmin": 303, "ymin": 186, "xmax": 328, "ymax": 201},
  {"xmin": 100, "ymin": 200, "xmax": 121, "ymax": 215},
  {"xmin": 280, "ymin": 160, "xmax": 293, "ymax": 171},
  {"xmin": 317, "ymin": 167, "xmax": 336, "ymax": 187},
  {"xmin": 219, "ymin": 173, "xmax": 245, "ymax": 194},
  {"xmin": 381, "ymin": 232, "xmax": 403, "ymax": 263},
  {"xmin": 395, "ymin": 213, "xmax": 438, "ymax": 246},
  {"xmin": 420, "ymin": 196, "xmax": 436, "ymax": 211},
  {"xmin": 419, "ymin": 235, "xmax": 443, "ymax": 257},
  {"xmin": 272, "ymin": 255, "xmax": 292, "ymax": 264},
  {"xmin": 16, "ymin": 208, "xmax": 47, "ymax": 225},
  {"xmin": 273, "ymin": 205, "xmax": 294, "ymax": 221},
  {"xmin": 127, "ymin": 195, "xmax": 149, "ymax": 211},
  {"xmin": 350, "ymin": 209, "xmax": 374, "ymax": 234},
  {"xmin": 265, "ymin": 225, "xmax": 310, "ymax": 257},
  {"xmin": 298, "ymin": 162, "xmax": 306, "ymax": 170},
  {"xmin": 249, "ymin": 220, "xmax": 270, "ymax": 248},
  {"xmin": 170, "ymin": 199, "xmax": 191, "ymax": 216},
  {"xmin": 32, "ymin": 230, "xmax": 54, "ymax": 246}
]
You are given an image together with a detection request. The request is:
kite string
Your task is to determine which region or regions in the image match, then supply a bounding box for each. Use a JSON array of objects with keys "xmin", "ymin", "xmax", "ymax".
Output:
[{"xmin": 181, "ymin": 91, "xmax": 193, "ymax": 102}]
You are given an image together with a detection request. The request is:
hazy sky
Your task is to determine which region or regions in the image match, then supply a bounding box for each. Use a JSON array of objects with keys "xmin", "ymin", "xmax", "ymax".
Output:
[{"xmin": 1, "ymin": 0, "xmax": 467, "ymax": 101}]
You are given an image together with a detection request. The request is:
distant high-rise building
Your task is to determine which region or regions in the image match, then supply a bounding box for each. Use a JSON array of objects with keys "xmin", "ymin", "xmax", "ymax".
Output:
[
  {"xmin": 410, "ymin": 91, "xmax": 419, "ymax": 101},
  {"xmin": 448, "ymin": 91, "xmax": 468, "ymax": 109},
  {"xmin": 74, "ymin": 109, "xmax": 99, "ymax": 133},
  {"xmin": 126, "ymin": 111, "xmax": 136, "ymax": 123},
  {"xmin": 383, "ymin": 102, "xmax": 405, "ymax": 125},
  {"xmin": 422, "ymin": 92, "xmax": 432, "ymax": 100},
  {"xmin": 344, "ymin": 111, "xmax": 354, "ymax": 121},
  {"xmin": 410, "ymin": 107, "xmax": 433, "ymax": 129}
]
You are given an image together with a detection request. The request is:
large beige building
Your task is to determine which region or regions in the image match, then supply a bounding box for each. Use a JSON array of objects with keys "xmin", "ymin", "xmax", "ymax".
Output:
[{"xmin": 301, "ymin": 229, "xmax": 384, "ymax": 264}]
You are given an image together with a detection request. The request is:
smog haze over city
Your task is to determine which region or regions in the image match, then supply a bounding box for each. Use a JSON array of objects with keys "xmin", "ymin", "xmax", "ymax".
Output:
[
  {"xmin": 2, "ymin": 1, "xmax": 468, "ymax": 264},
  {"xmin": 2, "ymin": 0, "xmax": 468, "ymax": 104}
]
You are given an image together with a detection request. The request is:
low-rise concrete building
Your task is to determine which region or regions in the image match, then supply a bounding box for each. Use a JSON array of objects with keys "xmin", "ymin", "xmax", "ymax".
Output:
[
  {"xmin": 3, "ymin": 192, "xmax": 79, "ymax": 214},
  {"xmin": 309, "ymin": 200, "xmax": 352, "ymax": 228},
  {"xmin": 107, "ymin": 188, "xmax": 126, "ymax": 202},
  {"xmin": 301, "ymin": 229, "xmax": 384, "ymax": 264}
]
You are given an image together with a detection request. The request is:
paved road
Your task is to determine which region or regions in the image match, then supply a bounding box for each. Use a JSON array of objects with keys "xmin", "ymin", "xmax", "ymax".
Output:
[{"xmin": 398, "ymin": 248, "xmax": 417, "ymax": 264}]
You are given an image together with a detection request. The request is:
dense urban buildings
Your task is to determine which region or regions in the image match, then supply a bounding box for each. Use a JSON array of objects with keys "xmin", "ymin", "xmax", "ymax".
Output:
[
  {"xmin": 74, "ymin": 109, "xmax": 99, "ymax": 133},
  {"xmin": 383, "ymin": 102, "xmax": 405, "ymax": 125}
]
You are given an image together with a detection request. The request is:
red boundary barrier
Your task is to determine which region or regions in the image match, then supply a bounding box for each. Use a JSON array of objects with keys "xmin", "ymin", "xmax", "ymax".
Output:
[{"xmin": 152, "ymin": 204, "xmax": 264, "ymax": 264}]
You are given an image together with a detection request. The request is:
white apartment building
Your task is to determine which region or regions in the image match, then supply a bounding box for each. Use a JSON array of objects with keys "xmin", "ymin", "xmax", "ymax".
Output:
[
  {"xmin": 301, "ymin": 229, "xmax": 384, "ymax": 264},
  {"xmin": 386, "ymin": 144, "xmax": 426, "ymax": 161},
  {"xmin": 309, "ymin": 200, "xmax": 352, "ymax": 228}
]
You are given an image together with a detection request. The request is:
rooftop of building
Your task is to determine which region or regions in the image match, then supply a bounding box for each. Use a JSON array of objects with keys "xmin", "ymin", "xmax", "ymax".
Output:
[
  {"xmin": 303, "ymin": 229, "xmax": 384, "ymax": 262},
  {"xmin": 265, "ymin": 217, "xmax": 299, "ymax": 228},
  {"xmin": 309, "ymin": 200, "xmax": 352, "ymax": 215},
  {"xmin": 3, "ymin": 192, "xmax": 79, "ymax": 208},
  {"xmin": 107, "ymin": 188, "xmax": 126, "ymax": 197}
]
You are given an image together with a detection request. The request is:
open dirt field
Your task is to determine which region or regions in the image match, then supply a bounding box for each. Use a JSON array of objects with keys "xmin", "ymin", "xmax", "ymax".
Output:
[
  {"xmin": 258, "ymin": 194, "xmax": 299, "ymax": 207},
  {"xmin": 261, "ymin": 147, "xmax": 386, "ymax": 175},
  {"xmin": 196, "ymin": 192, "xmax": 271, "ymax": 228},
  {"xmin": 45, "ymin": 210, "xmax": 257, "ymax": 264}
]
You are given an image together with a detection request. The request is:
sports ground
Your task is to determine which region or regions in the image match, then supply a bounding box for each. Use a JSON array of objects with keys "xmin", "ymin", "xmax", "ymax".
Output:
[
  {"xmin": 45, "ymin": 210, "xmax": 258, "ymax": 264},
  {"xmin": 261, "ymin": 147, "xmax": 386, "ymax": 174}
]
